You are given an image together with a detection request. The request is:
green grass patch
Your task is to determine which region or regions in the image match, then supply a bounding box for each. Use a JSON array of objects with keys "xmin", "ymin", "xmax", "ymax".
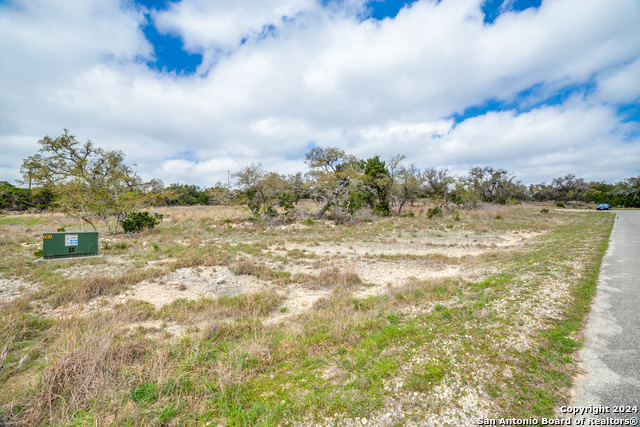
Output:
[{"xmin": 405, "ymin": 359, "xmax": 449, "ymax": 392}]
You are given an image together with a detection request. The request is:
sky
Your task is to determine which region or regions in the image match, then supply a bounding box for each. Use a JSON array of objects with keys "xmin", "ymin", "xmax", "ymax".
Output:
[{"xmin": 1, "ymin": 0, "xmax": 639, "ymax": 187}]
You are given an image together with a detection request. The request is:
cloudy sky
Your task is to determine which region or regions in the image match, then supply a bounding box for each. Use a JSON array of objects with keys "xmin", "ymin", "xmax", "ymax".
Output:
[{"xmin": 1, "ymin": 0, "xmax": 639, "ymax": 187}]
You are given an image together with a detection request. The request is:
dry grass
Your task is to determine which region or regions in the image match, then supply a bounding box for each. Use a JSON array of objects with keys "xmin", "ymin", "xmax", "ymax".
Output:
[
  {"xmin": 0, "ymin": 204, "xmax": 615, "ymax": 425},
  {"xmin": 307, "ymin": 264, "xmax": 363, "ymax": 290},
  {"xmin": 154, "ymin": 204, "xmax": 250, "ymax": 222},
  {"xmin": 155, "ymin": 289, "xmax": 283, "ymax": 324},
  {"xmin": 389, "ymin": 276, "xmax": 462, "ymax": 303},
  {"xmin": 16, "ymin": 314, "xmax": 148, "ymax": 426}
]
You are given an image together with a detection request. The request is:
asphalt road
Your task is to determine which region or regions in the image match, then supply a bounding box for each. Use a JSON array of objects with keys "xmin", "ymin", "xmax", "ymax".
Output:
[{"xmin": 567, "ymin": 210, "xmax": 640, "ymax": 423}]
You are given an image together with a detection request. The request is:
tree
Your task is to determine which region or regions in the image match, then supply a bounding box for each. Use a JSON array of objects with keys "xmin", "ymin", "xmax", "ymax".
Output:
[
  {"xmin": 361, "ymin": 155, "xmax": 391, "ymax": 216},
  {"xmin": 613, "ymin": 176, "xmax": 640, "ymax": 200},
  {"xmin": 167, "ymin": 184, "xmax": 207, "ymax": 205},
  {"xmin": 284, "ymin": 172, "xmax": 309, "ymax": 204},
  {"xmin": 304, "ymin": 147, "xmax": 362, "ymax": 221},
  {"xmin": 203, "ymin": 181, "xmax": 234, "ymax": 205},
  {"xmin": 0, "ymin": 181, "xmax": 54, "ymax": 212},
  {"xmin": 466, "ymin": 166, "xmax": 523, "ymax": 204},
  {"xmin": 528, "ymin": 182, "xmax": 554, "ymax": 202},
  {"xmin": 451, "ymin": 179, "xmax": 480, "ymax": 209},
  {"xmin": 233, "ymin": 163, "xmax": 288, "ymax": 222},
  {"xmin": 421, "ymin": 167, "xmax": 454, "ymax": 208},
  {"xmin": 21, "ymin": 129, "xmax": 165, "ymax": 233},
  {"xmin": 551, "ymin": 173, "xmax": 587, "ymax": 202},
  {"xmin": 393, "ymin": 163, "xmax": 423, "ymax": 215}
]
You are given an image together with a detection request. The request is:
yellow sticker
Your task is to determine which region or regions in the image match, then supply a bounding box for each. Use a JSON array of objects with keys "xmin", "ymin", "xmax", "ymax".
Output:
[{"xmin": 43, "ymin": 235, "xmax": 53, "ymax": 239}]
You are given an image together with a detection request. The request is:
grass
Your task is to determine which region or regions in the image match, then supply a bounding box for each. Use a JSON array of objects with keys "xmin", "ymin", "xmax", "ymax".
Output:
[{"xmin": 0, "ymin": 204, "xmax": 615, "ymax": 425}]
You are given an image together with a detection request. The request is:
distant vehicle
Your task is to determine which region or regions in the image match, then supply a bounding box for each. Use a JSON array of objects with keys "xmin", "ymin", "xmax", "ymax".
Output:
[{"xmin": 597, "ymin": 204, "xmax": 612, "ymax": 210}]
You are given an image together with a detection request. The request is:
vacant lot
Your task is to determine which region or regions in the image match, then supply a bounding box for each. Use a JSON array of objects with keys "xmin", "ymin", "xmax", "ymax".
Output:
[{"xmin": 0, "ymin": 204, "xmax": 613, "ymax": 426}]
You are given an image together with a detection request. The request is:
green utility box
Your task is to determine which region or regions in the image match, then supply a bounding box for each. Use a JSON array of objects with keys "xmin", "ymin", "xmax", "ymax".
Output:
[{"xmin": 42, "ymin": 232, "xmax": 99, "ymax": 259}]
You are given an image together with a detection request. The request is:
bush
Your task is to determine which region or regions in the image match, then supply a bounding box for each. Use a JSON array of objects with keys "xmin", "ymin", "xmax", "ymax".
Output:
[
  {"xmin": 122, "ymin": 212, "xmax": 163, "ymax": 233},
  {"xmin": 540, "ymin": 208, "xmax": 549, "ymax": 214},
  {"xmin": 427, "ymin": 206, "xmax": 442, "ymax": 219},
  {"xmin": 556, "ymin": 202, "xmax": 565, "ymax": 208}
]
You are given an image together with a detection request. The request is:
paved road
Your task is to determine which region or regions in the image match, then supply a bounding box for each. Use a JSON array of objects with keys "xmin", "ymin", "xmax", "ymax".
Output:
[{"xmin": 567, "ymin": 210, "xmax": 640, "ymax": 422}]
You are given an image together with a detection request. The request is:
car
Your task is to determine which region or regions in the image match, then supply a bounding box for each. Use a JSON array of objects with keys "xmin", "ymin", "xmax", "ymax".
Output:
[{"xmin": 597, "ymin": 204, "xmax": 612, "ymax": 210}]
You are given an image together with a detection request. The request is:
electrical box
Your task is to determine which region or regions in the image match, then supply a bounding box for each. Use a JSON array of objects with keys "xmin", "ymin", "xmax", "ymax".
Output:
[{"xmin": 42, "ymin": 232, "xmax": 99, "ymax": 259}]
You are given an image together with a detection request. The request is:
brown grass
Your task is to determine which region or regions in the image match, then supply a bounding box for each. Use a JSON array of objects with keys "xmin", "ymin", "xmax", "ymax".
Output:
[
  {"xmin": 155, "ymin": 289, "xmax": 282, "ymax": 324},
  {"xmin": 17, "ymin": 314, "xmax": 149, "ymax": 426},
  {"xmin": 306, "ymin": 264, "xmax": 362, "ymax": 290}
]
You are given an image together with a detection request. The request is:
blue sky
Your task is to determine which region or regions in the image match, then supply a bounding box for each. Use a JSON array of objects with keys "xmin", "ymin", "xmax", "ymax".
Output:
[{"xmin": 1, "ymin": 0, "xmax": 639, "ymax": 186}]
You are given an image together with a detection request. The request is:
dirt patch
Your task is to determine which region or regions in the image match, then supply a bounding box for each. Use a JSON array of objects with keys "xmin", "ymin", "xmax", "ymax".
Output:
[
  {"xmin": 128, "ymin": 267, "xmax": 266, "ymax": 308},
  {"xmin": 0, "ymin": 277, "xmax": 36, "ymax": 305},
  {"xmin": 263, "ymin": 286, "xmax": 332, "ymax": 326},
  {"xmin": 286, "ymin": 230, "xmax": 542, "ymax": 258}
]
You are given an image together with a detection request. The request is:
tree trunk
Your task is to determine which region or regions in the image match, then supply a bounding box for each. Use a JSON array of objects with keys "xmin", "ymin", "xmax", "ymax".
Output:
[
  {"xmin": 100, "ymin": 216, "xmax": 112, "ymax": 234},
  {"xmin": 82, "ymin": 216, "xmax": 97, "ymax": 231},
  {"xmin": 397, "ymin": 199, "xmax": 406, "ymax": 216},
  {"xmin": 315, "ymin": 200, "xmax": 332, "ymax": 220}
]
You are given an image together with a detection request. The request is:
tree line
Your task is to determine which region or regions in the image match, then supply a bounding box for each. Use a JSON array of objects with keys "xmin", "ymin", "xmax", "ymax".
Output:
[
  {"xmin": 3, "ymin": 131, "xmax": 639, "ymax": 231},
  {"xmin": 163, "ymin": 148, "xmax": 640, "ymax": 221}
]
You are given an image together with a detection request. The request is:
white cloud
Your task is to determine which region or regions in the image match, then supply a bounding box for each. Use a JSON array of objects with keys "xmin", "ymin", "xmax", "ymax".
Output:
[
  {"xmin": 0, "ymin": 0, "xmax": 639, "ymax": 187},
  {"xmin": 431, "ymin": 103, "xmax": 639, "ymax": 184},
  {"xmin": 152, "ymin": 0, "xmax": 318, "ymax": 51},
  {"xmin": 324, "ymin": 101, "xmax": 639, "ymax": 184},
  {"xmin": 158, "ymin": 157, "xmax": 307, "ymax": 187},
  {"xmin": 595, "ymin": 58, "xmax": 640, "ymax": 105}
]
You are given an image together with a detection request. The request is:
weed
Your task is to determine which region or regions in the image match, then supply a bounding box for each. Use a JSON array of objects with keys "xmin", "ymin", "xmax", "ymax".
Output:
[
  {"xmin": 156, "ymin": 290, "xmax": 282, "ymax": 322},
  {"xmin": 310, "ymin": 265, "xmax": 362, "ymax": 289},
  {"xmin": 406, "ymin": 360, "xmax": 448, "ymax": 392},
  {"xmin": 427, "ymin": 206, "xmax": 442, "ymax": 219},
  {"xmin": 114, "ymin": 299, "xmax": 155, "ymax": 321}
]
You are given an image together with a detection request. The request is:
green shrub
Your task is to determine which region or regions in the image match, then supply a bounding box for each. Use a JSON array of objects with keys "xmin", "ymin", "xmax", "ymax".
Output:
[
  {"xmin": 427, "ymin": 206, "xmax": 442, "ymax": 219},
  {"xmin": 122, "ymin": 212, "xmax": 163, "ymax": 233},
  {"xmin": 540, "ymin": 208, "xmax": 549, "ymax": 214},
  {"xmin": 302, "ymin": 217, "xmax": 315, "ymax": 226},
  {"xmin": 278, "ymin": 193, "xmax": 295, "ymax": 219},
  {"xmin": 556, "ymin": 202, "xmax": 565, "ymax": 208}
]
